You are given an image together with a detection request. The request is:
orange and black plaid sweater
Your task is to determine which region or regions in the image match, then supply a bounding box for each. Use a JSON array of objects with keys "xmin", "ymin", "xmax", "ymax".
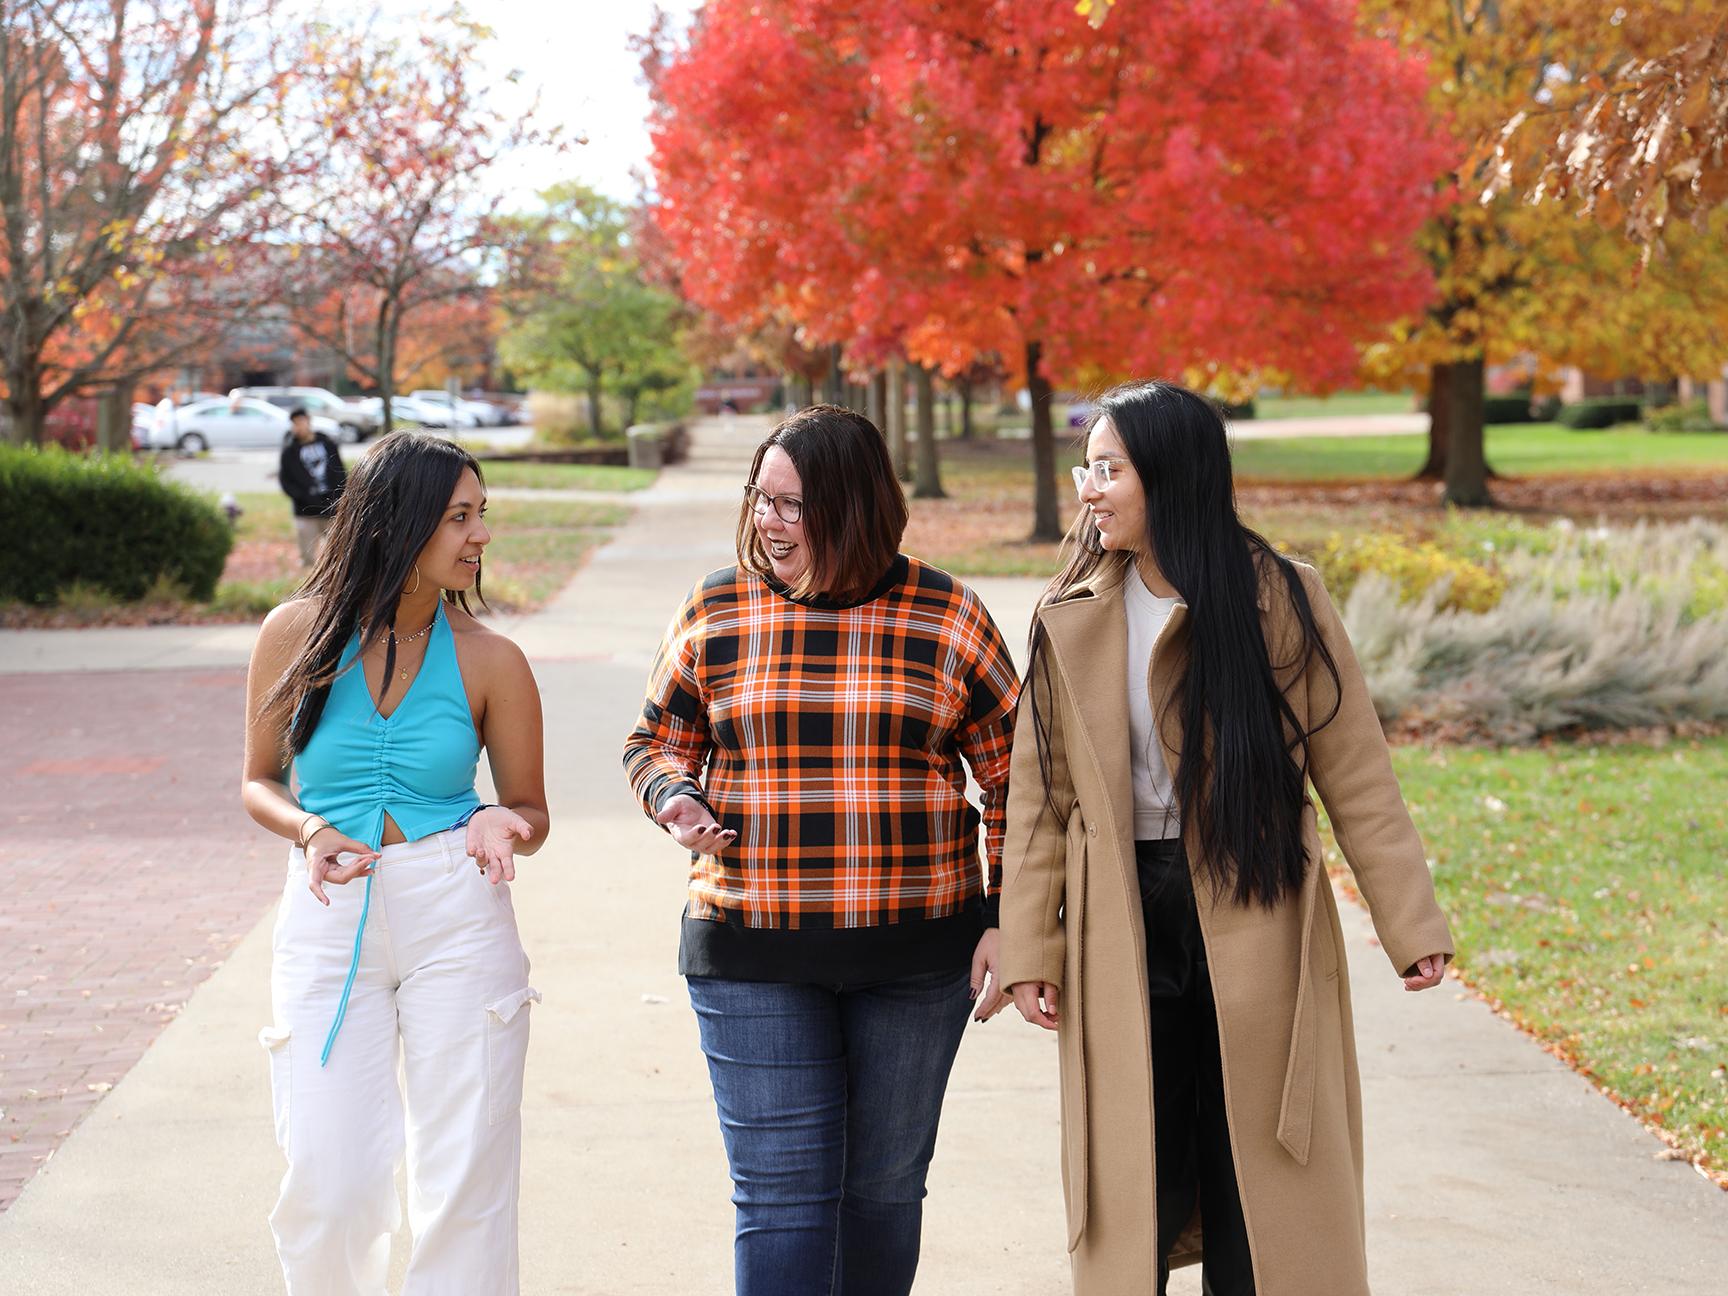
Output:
[{"xmin": 623, "ymin": 555, "xmax": 1019, "ymax": 983}]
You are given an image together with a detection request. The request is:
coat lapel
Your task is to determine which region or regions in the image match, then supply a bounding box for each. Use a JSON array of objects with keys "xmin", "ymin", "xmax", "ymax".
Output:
[{"xmin": 1036, "ymin": 565, "xmax": 1135, "ymax": 834}]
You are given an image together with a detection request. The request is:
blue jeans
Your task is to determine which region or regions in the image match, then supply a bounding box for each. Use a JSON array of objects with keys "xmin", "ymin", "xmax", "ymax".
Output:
[{"xmin": 686, "ymin": 968, "xmax": 974, "ymax": 1296}]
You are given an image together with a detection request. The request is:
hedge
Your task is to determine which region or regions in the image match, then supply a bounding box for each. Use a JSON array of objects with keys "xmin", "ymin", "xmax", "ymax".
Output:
[
  {"xmin": 1556, "ymin": 397, "xmax": 1643, "ymax": 430},
  {"xmin": 0, "ymin": 444, "xmax": 232, "ymax": 604},
  {"xmin": 1643, "ymin": 400, "xmax": 1724, "ymax": 434},
  {"xmin": 1483, "ymin": 394, "xmax": 1539, "ymax": 424}
]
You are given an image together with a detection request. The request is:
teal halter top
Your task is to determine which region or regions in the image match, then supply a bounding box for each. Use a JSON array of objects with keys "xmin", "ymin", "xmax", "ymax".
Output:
[
  {"xmin": 292, "ymin": 601, "xmax": 483, "ymax": 1064},
  {"xmin": 295, "ymin": 601, "xmax": 482, "ymax": 852}
]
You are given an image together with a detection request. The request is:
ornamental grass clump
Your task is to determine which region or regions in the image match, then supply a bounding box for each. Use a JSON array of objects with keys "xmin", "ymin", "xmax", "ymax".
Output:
[
  {"xmin": 1340, "ymin": 520, "xmax": 1728, "ymax": 743},
  {"xmin": 1496, "ymin": 519, "xmax": 1728, "ymax": 622}
]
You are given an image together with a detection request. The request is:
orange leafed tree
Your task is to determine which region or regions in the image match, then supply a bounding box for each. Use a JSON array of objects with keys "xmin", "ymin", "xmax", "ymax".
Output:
[
  {"xmin": 645, "ymin": 0, "xmax": 1452, "ymax": 539},
  {"xmin": 0, "ymin": 0, "xmax": 292, "ymax": 443}
]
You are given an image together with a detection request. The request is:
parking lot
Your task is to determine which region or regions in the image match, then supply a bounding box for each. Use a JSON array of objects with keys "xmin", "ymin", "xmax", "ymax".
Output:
[{"xmin": 159, "ymin": 425, "xmax": 536, "ymax": 495}]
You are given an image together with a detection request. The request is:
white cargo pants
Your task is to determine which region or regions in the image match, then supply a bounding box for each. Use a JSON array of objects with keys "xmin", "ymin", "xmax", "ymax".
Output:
[{"xmin": 260, "ymin": 829, "xmax": 538, "ymax": 1295}]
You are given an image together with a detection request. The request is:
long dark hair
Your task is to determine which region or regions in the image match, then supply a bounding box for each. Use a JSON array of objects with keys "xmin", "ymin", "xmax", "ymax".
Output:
[
  {"xmin": 735, "ymin": 404, "xmax": 907, "ymax": 600},
  {"xmin": 260, "ymin": 432, "xmax": 486, "ymax": 756},
  {"xmin": 1025, "ymin": 380, "xmax": 1341, "ymax": 909}
]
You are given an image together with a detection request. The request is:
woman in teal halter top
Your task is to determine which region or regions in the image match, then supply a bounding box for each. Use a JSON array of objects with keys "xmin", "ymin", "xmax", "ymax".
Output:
[{"xmin": 242, "ymin": 433, "xmax": 551, "ymax": 1295}]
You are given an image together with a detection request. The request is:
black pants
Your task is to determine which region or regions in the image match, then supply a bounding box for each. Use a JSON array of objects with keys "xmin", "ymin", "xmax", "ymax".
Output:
[{"xmin": 1138, "ymin": 838, "xmax": 1257, "ymax": 1296}]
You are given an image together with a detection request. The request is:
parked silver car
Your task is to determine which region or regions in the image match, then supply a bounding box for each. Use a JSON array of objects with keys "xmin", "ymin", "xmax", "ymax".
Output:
[
  {"xmin": 145, "ymin": 397, "xmax": 342, "ymax": 452},
  {"xmin": 231, "ymin": 386, "xmax": 380, "ymax": 440},
  {"xmin": 409, "ymin": 390, "xmax": 511, "ymax": 426},
  {"xmin": 356, "ymin": 394, "xmax": 478, "ymax": 430}
]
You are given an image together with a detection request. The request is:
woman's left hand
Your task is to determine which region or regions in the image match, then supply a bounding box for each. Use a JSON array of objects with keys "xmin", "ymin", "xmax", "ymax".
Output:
[
  {"xmin": 969, "ymin": 928, "xmax": 1012, "ymax": 1022},
  {"xmin": 1403, "ymin": 953, "xmax": 1448, "ymax": 991},
  {"xmin": 467, "ymin": 805, "xmax": 533, "ymax": 885}
]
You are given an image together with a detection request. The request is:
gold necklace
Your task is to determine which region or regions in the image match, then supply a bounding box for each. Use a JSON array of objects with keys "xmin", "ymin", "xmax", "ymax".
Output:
[{"xmin": 364, "ymin": 613, "xmax": 436, "ymax": 682}]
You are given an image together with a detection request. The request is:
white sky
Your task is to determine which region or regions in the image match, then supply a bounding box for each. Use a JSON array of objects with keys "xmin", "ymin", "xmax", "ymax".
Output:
[{"xmin": 376, "ymin": 1, "xmax": 701, "ymax": 205}]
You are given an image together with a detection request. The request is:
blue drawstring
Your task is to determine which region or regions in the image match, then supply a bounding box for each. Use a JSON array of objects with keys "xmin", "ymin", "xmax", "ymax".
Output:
[{"xmin": 319, "ymin": 872, "xmax": 373, "ymax": 1067}]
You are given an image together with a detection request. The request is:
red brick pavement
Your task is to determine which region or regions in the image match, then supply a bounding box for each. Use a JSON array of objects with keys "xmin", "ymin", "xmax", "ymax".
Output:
[{"xmin": 0, "ymin": 668, "xmax": 280, "ymax": 1211}]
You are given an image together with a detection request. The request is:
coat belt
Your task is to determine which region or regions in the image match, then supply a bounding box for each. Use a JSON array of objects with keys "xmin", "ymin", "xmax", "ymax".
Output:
[{"xmin": 1275, "ymin": 860, "xmax": 1321, "ymax": 1166}]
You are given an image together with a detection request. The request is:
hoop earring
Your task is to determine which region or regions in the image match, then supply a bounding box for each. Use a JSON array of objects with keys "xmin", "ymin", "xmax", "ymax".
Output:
[{"xmin": 404, "ymin": 563, "xmax": 422, "ymax": 595}]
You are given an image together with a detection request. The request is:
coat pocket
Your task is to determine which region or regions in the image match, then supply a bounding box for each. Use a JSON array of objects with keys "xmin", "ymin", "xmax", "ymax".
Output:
[
  {"xmin": 484, "ymin": 986, "xmax": 540, "ymax": 1125},
  {"xmin": 258, "ymin": 1026, "xmax": 292, "ymax": 1151}
]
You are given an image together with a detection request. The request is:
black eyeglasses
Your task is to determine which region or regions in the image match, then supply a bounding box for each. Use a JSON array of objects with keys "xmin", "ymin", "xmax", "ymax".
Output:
[{"xmin": 745, "ymin": 483, "xmax": 803, "ymax": 524}]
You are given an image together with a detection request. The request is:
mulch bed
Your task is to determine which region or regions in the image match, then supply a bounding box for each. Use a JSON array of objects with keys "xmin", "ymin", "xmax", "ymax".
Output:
[{"xmin": 1237, "ymin": 469, "xmax": 1728, "ymax": 519}]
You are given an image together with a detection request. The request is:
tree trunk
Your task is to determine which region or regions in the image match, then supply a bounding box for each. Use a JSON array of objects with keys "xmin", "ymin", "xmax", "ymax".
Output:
[
  {"xmin": 912, "ymin": 363, "xmax": 946, "ymax": 499},
  {"xmin": 587, "ymin": 373, "xmax": 603, "ymax": 438},
  {"xmin": 1026, "ymin": 340, "xmax": 1060, "ymax": 542},
  {"xmin": 96, "ymin": 384, "xmax": 134, "ymax": 453},
  {"xmin": 958, "ymin": 375, "xmax": 974, "ymax": 440},
  {"xmin": 3, "ymin": 356, "xmax": 47, "ymax": 445},
  {"xmin": 822, "ymin": 343, "xmax": 844, "ymax": 405},
  {"xmin": 1415, "ymin": 360, "xmax": 1450, "ymax": 480},
  {"xmin": 791, "ymin": 373, "xmax": 813, "ymax": 409},
  {"xmin": 376, "ymin": 298, "xmax": 398, "ymax": 435},
  {"xmin": 867, "ymin": 370, "xmax": 886, "ymax": 432},
  {"xmin": 1440, "ymin": 355, "xmax": 1492, "ymax": 507},
  {"xmin": 886, "ymin": 358, "xmax": 910, "ymax": 481}
]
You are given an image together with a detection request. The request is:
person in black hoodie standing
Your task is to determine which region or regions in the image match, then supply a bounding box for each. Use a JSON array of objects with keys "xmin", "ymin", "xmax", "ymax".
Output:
[{"xmin": 279, "ymin": 408, "xmax": 348, "ymax": 565}]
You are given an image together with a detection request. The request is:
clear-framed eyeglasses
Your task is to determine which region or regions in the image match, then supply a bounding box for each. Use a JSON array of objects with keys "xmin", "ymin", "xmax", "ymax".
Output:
[
  {"xmin": 745, "ymin": 483, "xmax": 803, "ymax": 525},
  {"xmin": 1071, "ymin": 458, "xmax": 1127, "ymax": 498}
]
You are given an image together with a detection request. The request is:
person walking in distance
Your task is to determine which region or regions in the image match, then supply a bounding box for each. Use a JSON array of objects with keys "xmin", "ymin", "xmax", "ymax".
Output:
[{"xmin": 279, "ymin": 408, "xmax": 348, "ymax": 565}]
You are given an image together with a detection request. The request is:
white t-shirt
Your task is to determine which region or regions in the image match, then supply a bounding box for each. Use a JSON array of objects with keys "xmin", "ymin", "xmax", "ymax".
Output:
[{"xmin": 1126, "ymin": 565, "xmax": 1182, "ymax": 840}]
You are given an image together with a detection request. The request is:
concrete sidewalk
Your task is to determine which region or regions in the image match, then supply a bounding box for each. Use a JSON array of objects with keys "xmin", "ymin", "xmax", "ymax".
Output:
[{"xmin": 2, "ymin": 418, "xmax": 1723, "ymax": 1293}]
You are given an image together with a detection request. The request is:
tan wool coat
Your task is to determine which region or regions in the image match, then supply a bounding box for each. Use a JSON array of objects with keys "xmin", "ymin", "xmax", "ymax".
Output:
[{"xmin": 998, "ymin": 558, "xmax": 1454, "ymax": 1296}]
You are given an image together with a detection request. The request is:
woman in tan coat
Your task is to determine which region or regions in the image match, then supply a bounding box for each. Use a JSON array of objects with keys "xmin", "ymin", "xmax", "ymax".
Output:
[{"xmin": 999, "ymin": 381, "xmax": 1454, "ymax": 1296}]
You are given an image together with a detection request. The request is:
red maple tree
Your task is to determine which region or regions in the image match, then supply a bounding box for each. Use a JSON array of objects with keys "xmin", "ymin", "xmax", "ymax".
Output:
[{"xmin": 645, "ymin": 0, "xmax": 1454, "ymax": 538}]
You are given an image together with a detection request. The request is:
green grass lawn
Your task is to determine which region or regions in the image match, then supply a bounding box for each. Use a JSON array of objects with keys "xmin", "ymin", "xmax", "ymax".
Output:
[
  {"xmin": 468, "ymin": 461, "xmax": 656, "ymax": 492},
  {"xmin": 1231, "ymin": 423, "xmax": 1728, "ymax": 481},
  {"xmin": 206, "ymin": 493, "xmax": 628, "ymax": 619},
  {"xmin": 1252, "ymin": 390, "xmax": 1418, "ymax": 419},
  {"xmin": 1334, "ymin": 740, "xmax": 1728, "ymax": 1179}
]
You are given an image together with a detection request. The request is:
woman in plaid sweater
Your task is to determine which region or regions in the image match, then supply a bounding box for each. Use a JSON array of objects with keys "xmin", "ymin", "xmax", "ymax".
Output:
[{"xmin": 623, "ymin": 405, "xmax": 1020, "ymax": 1296}]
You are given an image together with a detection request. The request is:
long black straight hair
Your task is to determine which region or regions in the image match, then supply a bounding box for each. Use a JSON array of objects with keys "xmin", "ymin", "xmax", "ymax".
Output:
[
  {"xmin": 259, "ymin": 432, "xmax": 485, "ymax": 756},
  {"xmin": 1025, "ymin": 380, "xmax": 1341, "ymax": 909}
]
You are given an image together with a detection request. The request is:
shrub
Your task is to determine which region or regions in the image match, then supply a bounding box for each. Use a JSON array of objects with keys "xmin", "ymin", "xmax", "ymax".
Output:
[
  {"xmin": 1315, "ymin": 532, "xmax": 1505, "ymax": 613},
  {"xmin": 524, "ymin": 391, "xmax": 629, "ymax": 443},
  {"xmin": 0, "ymin": 444, "xmax": 231, "ymax": 604},
  {"xmin": 1642, "ymin": 400, "xmax": 1722, "ymax": 434},
  {"xmin": 1483, "ymin": 394, "xmax": 1539, "ymax": 424},
  {"xmin": 1556, "ymin": 397, "xmax": 1643, "ymax": 430}
]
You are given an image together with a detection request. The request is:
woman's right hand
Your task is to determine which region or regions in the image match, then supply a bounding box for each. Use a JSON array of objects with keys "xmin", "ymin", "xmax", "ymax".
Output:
[
  {"xmin": 304, "ymin": 826, "xmax": 380, "ymax": 906},
  {"xmin": 1011, "ymin": 981, "xmax": 1061, "ymax": 1030},
  {"xmin": 655, "ymin": 793, "xmax": 738, "ymax": 854}
]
